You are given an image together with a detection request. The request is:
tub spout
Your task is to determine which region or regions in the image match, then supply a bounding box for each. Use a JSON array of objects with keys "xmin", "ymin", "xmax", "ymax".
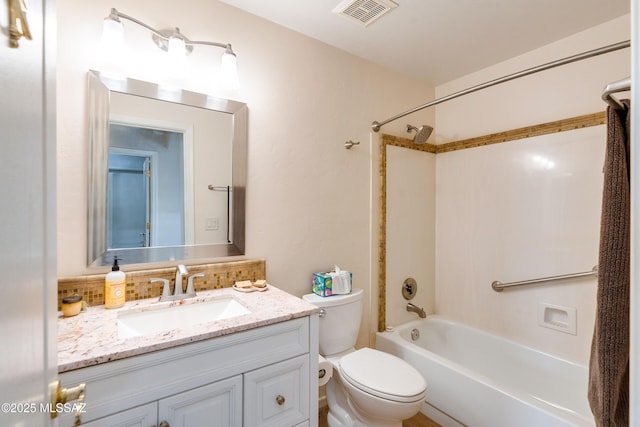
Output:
[{"xmin": 407, "ymin": 302, "xmax": 426, "ymax": 318}]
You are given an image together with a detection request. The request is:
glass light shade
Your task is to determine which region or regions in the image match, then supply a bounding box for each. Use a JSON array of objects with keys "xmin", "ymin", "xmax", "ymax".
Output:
[
  {"xmin": 166, "ymin": 36, "xmax": 188, "ymax": 79},
  {"xmin": 100, "ymin": 18, "xmax": 125, "ymax": 51},
  {"xmin": 219, "ymin": 51, "xmax": 240, "ymax": 90},
  {"xmin": 168, "ymin": 36, "xmax": 187, "ymax": 58}
]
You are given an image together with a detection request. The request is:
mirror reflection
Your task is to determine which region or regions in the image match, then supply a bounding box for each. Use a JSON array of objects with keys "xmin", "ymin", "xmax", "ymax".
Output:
[
  {"xmin": 108, "ymin": 124, "xmax": 187, "ymax": 249},
  {"xmin": 87, "ymin": 70, "xmax": 247, "ymax": 267}
]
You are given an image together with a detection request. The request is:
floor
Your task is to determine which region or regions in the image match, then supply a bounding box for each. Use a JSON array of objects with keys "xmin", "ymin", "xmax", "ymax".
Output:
[{"xmin": 319, "ymin": 406, "xmax": 441, "ymax": 427}]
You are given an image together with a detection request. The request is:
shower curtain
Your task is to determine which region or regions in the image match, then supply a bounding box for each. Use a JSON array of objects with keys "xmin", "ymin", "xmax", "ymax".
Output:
[{"xmin": 588, "ymin": 99, "xmax": 631, "ymax": 427}]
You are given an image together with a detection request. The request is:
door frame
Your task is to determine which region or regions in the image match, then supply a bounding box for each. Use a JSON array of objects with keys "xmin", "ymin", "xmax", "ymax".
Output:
[
  {"xmin": 109, "ymin": 114, "xmax": 195, "ymax": 244},
  {"xmin": 108, "ymin": 148, "xmax": 158, "ymax": 247}
]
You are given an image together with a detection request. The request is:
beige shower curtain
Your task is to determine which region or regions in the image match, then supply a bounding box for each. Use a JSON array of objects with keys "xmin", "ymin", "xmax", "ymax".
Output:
[{"xmin": 588, "ymin": 99, "xmax": 631, "ymax": 427}]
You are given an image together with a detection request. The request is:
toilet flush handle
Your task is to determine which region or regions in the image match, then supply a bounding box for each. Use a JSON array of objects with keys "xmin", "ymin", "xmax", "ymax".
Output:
[{"xmin": 318, "ymin": 309, "xmax": 326, "ymax": 318}]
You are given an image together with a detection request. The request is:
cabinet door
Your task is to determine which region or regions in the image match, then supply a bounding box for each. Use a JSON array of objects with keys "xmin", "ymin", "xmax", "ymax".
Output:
[
  {"xmin": 158, "ymin": 376, "xmax": 242, "ymax": 427},
  {"xmin": 244, "ymin": 355, "xmax": 310, "ymax": 427},
  {"xmin": 81, "ymin": 402, "xmax": 157, "ymax": 427}
]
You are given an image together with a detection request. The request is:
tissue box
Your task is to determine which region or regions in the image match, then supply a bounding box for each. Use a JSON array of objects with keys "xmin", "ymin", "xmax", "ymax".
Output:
[{"xmin": 312, "ymin": 270, "xmax": 352, "ymax": 297}]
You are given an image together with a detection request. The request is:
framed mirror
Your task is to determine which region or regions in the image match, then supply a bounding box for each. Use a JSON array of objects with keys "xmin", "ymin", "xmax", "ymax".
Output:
[{"xmin": 87, "ymin": 70, "xmax": 247, "ymax": 267}]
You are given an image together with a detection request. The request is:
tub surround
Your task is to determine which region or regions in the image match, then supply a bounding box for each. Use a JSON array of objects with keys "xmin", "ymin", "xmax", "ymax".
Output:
[
  {"xmin": 57, "ymin": 259, "xmax": 265, "ymax": 310},
  {"xmin": 58, "ymin": 284, "xmax": 317, "ymax": 372},
  {"xmin": 378, "ymin": 111, "xmax": 605, "ymax": 333}
]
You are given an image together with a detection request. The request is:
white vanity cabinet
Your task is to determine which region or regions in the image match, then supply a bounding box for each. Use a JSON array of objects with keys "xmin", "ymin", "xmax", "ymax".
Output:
[
  {"xmin": 81, "ymin": 376, "xmax": 243, "ymax": 427},
  {"xmin": 58, "ymin": 316, "xmax": 318, "ymax": 427}
]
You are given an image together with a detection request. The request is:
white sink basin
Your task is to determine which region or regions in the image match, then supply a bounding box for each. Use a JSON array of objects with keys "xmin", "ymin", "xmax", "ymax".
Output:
[{"xmin": 117, "ymin": 297, "xmax": 251, "ymax": 339}]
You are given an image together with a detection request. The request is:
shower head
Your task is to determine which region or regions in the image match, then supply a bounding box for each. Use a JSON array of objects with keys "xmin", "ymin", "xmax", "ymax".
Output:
[{"xmin": 406, "ymin": 124, "xmax": 433, "ymax": 144}]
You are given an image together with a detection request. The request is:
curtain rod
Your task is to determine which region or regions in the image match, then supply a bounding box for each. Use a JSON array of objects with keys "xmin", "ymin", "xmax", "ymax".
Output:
[{"xmin": 371, "ymin": 40, "xmax": 631, "ymax": 132}]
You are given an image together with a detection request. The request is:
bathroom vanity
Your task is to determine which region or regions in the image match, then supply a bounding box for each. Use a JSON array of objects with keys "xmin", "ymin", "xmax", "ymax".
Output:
[{"xmin": 57, "ymin": 286, "xmax": 319, "ymax": 427}]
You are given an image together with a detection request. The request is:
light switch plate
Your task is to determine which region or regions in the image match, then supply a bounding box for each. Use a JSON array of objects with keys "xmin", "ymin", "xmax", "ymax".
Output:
[{"xmin": 205, "ymin": 217, "xmax": 219, "ymax": 230}]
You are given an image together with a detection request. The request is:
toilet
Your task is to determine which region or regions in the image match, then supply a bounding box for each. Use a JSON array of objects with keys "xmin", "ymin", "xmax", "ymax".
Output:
[{"xmin": 303, "ymin": 289, "xmax": 427, "ymax": 427}]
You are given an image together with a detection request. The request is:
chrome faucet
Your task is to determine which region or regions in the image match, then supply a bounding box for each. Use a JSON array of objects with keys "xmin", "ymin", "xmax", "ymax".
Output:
[
  {"xmin": 407, "ymin": 302, "xmax": 426, "ymax": 318},
  {"xmin": 174, "ymin": 264, "xmax": 188, "ymax": 297},
  {"xmin": 153, "ymin": 265, "xmax": 205, "ymax": 302},
  {"xmin": 155, "ymin": 265, "xmax": 196, "ymax": 302}
]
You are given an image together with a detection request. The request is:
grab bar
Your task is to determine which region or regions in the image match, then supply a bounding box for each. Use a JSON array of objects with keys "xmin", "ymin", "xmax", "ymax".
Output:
[{"xmin": 491, "ymin": 266, "xmax": 598, "ymax": 292}]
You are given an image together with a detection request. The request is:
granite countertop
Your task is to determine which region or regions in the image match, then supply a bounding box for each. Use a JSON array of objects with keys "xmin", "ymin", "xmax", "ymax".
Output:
[{"xmin": 58, "ymin": 285, "xmax": 318, "ymax": 373}]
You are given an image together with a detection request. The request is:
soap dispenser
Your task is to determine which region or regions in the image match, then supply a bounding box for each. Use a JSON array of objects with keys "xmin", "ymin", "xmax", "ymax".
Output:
[{"xmin": 105, "ymin": 256, "xmax": 126, "ymax": 309}]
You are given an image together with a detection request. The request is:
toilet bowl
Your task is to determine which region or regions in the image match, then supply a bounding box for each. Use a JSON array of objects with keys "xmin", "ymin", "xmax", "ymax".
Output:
[{"xmin": 303, "ymin": 289, "xmax": 427, "ymax": 427}]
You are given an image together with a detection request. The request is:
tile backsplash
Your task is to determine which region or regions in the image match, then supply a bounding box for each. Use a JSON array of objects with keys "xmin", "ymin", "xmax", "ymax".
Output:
[{"xmin": 57, "ymin": 259, "xmax": 266, "ymax": 310}]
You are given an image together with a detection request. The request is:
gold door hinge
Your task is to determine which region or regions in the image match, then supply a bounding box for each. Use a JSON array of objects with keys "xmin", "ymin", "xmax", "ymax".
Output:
[{"xmin": 8, "ymin": 0, "xmax": 32, "ymax": 48}]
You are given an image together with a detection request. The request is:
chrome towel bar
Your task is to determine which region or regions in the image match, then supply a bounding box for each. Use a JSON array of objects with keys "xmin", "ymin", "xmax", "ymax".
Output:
[
  {"xmin": 601, "ymin": 76, "xmax": 630, "ymax": 110},
  {"xmin": 492, "ymin": 266, "xmax": 598, "ymax": 292},
  {"xmin": 208, "ymin": 185, "xmax": 232, "ymax": 191}
]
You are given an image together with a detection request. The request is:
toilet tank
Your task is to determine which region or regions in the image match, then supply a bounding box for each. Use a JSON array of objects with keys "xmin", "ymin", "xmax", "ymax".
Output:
[{"xmin": 303, "ymin": 289, "xmax": 363, "ymax": 356}]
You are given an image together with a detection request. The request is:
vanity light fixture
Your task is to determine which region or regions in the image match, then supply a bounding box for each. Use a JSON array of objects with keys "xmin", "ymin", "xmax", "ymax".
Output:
[{"xmin": 101, "ymin": 8, "xmax": 239, "ymax": 89}]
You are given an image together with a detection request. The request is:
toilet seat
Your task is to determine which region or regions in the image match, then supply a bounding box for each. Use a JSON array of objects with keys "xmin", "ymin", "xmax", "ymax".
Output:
[{"xmin": 339, "ymin": 348, "xmax": 426, "ymax": 403}]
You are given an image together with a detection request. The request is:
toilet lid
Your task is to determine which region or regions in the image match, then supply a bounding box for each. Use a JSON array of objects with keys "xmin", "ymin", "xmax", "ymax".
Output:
[{"xmin": 339, "ymin": 348, "xmax": 426, "ymax": 403}]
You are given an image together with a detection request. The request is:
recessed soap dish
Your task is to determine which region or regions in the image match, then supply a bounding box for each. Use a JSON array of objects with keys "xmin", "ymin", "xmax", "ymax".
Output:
[{"xmin": 538, "ymin": 303, "xmax": 577, "ymax": 335}]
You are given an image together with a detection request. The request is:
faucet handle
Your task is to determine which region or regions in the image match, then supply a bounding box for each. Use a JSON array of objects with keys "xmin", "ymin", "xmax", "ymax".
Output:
[
  {"xmin": 151, "ymin": 278, "xmax": 171, "ymax": 299},
  {"xmin": 186, "ymin": 273, "xmax": 204, "ymax": 295}
]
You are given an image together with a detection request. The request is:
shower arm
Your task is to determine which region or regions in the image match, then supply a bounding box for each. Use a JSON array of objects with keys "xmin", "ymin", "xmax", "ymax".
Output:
[{"xmin": 371, "ymin": 40, "xmax": 630, "ymax": 132}]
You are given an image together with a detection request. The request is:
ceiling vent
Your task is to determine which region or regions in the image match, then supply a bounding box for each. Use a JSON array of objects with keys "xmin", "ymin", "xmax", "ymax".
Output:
[{"xmin": 332, "ymin": 0, "xmax": 398, "ymax": 27}]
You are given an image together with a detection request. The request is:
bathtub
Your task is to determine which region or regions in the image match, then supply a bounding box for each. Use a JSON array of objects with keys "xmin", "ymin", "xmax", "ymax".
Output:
[{"xmin": 375, "ymin": 316, "xmax": 594, "ymax": 427}]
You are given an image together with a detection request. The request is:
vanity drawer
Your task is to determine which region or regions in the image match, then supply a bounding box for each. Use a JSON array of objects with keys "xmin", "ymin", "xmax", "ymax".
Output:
[
  {"xmin": 81, "ymin": 402, "xmax": 156, "ymax": 427},
  {"xmin": 243, "ymin": 354, "xmax": 310, "ymax": 427}
]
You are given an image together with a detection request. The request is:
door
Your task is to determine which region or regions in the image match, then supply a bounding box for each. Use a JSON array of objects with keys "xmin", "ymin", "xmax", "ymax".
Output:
[
  {"xmin": 0, "ymin": 0, "xmax": 58, "ymax": 426},
  {"xmin": 108, "ymin": 123, "xmax": 188, "ymax": 248},
  {"xmin": 107, "ymin": 152, "xmax": 152, "ymax": 248},
  {"xmin": 158, "ymin": 376, "xmax": 243, "ymax": 427}
]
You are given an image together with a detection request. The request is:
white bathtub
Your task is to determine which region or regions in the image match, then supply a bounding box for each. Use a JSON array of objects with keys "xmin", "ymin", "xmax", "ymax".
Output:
[{"xmin": 375, "ymin": 316, "xmax": 594, "ymax": 427}]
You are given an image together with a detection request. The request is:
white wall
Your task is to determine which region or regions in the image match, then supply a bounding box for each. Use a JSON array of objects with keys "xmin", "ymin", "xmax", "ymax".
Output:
[
  {"xmin": 435, "ymin": 15, "xmax": 630, "ymax": 143},
  {"xmin": 434, "ymin": 15, "xmax": 630, "ymax": 364},
  {"xmin": 56, "ymin": 0, "xmax": 433, "ymax": 346}
]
